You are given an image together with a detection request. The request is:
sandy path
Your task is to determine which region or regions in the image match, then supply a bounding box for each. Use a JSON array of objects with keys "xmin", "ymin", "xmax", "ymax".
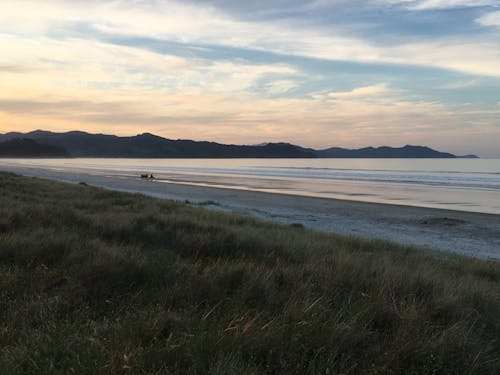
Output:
[{"xmin": 3, "ymin": 165, "xmax": 500, "ymax": 259}]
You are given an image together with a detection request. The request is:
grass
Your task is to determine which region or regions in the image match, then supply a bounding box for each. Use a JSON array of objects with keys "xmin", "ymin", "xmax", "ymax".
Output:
[{"xmin": 0, "ymin": 172, "xmax": 499, "ymax": 374}]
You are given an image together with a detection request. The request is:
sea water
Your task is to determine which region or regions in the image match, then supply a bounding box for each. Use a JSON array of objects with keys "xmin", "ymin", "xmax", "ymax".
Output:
[{"xmin": 3, "ymin": 158, "xmax": 500, "ymax": 214}]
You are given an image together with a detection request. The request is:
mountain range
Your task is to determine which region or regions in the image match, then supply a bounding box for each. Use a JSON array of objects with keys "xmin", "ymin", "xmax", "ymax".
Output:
[{"xmin": 0, "ymin": 130, "xmax": 477, "ymax": 158}]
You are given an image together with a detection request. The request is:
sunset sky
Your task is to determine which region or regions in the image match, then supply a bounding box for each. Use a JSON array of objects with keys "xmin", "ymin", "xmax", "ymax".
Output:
[{"xmin": 1, "ymin": 0, "xmax": 499, "ymax": 156}]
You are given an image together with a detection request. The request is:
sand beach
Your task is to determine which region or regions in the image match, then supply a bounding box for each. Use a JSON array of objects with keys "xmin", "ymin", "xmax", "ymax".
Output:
[{"xmin": 2, "ymin": 165, "xmax": 499, "ymax": 259}]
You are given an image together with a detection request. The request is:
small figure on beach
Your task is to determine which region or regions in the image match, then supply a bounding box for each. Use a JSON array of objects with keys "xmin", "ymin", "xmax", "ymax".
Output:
[{"xmin": 149, "ymin": 174, "xmax": 155, "ymax": 179}]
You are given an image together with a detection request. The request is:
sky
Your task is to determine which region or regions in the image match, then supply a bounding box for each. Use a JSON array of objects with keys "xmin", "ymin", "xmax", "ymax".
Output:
[{"xmin": 0, "ymin": 0, "xmax": 499, "ymax": 156}]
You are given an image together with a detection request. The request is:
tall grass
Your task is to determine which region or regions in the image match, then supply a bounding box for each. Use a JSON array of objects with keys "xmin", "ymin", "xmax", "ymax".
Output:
[{"xmin": 0, "ymin": 172, "xmax": 499, "ymax": 374}]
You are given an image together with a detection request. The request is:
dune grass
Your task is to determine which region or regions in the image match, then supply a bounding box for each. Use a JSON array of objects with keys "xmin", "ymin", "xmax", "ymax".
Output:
[{"xmin": 0, "ymin": 172, "xmax": 499, "ymax": 374}]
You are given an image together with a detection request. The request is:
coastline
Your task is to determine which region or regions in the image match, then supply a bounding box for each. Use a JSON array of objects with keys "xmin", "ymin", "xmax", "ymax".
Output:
[{"xmin": 2, "ymin": 165, "xmax": 499, "ymax": 259}]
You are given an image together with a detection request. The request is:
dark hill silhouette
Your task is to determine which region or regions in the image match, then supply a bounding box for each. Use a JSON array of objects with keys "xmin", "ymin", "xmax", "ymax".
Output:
[
  {"xmin": 0, "ymin": 138, "xmax": 68, "ymax": 157},
  {"xmin": 316, "ymin": 145, "xmax": 458, "ymax": 158},
  {"xmin": 0, "ymin": 130, "xmax": 477, "ymax": 158},
  {"xmin": 0, "ymin": 131, "xmax": 315, "ymax": 158}
]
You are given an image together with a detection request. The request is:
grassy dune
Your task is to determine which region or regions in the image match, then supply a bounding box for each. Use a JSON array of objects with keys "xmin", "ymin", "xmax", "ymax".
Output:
[{"xmin": 1, "ymin": 172, "xmax": 499, "ymax": 374}]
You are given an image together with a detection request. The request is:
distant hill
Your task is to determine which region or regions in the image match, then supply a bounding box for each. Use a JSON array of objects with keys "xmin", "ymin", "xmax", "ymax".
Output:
[
  {"xmin": 0, "ymin": 130, "xmax": 477, "ymax": 158},
  {"xmin": 0, "ymin": 131, "xmax": 315, "ymax": 158},
  {"xmin": 317, "ymin": 145, "xmax": 459, "ymax": 158},
  {"xmin": 0, "ymin": 138, "xmax": 69, "ymax": 157}
]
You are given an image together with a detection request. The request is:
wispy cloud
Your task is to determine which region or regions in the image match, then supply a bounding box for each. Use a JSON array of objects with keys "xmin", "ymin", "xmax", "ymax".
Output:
[
  {"xmin": 477, "ymin": 10, "xmax": 500, "ymax": 26},
  {"xmin": 266, "ymin": 80, "xmax": 301, "ymax": 95},
  {"xmin": 1, "ymin": 1, "xmax": 500, "ymax": 76},
  {"xmin": 0, "ymin": 64, "xmax": 36, "ymax": 73},
  {"xmin": 407, "ymin": 0, "xmax": 499, "ymax": 10},
  {"xmin": 309, "ymin": 0, "xmax": 499, "ymax": 10},
  {"xmin": 326, "ymin": 84, "xmax": 391, "ymax": 99}
]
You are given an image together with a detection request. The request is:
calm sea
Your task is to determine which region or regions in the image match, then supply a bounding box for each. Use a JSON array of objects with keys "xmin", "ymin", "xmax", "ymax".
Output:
[{"xmin": 3, "ymin": 158, "xmax": 500, "ymax": 214}]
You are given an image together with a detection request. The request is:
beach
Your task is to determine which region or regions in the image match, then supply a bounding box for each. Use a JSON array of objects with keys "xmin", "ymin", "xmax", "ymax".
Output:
[{"xmin": 3, "ymin": 164, "xmax": 499, "ymax": 259}]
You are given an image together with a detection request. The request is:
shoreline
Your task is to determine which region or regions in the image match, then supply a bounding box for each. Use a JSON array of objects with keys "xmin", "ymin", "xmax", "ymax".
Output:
[{"xmin": 2, "ymin": 165, "xmax": 500, "ymax": 259}]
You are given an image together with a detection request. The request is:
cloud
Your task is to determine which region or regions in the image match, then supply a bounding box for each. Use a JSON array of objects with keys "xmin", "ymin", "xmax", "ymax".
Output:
[
  {"xmin": 386, "ymin": 0, "xmax": 500, "ymax": 9},
  {"xmin": 266, "ymin": 80, "xmax": 300, "ymax": 95},
  {"xmin": 1, "ymin": 0, "xmax": 500, "ymax": 77},
  {"xmin": 0, "ymin": 64, "xmax": 36, "ymax": 73},
  {"xmin": 384, "ymin": 39, "xmax": 500, "ymax": 77},
  {"xmin": 306, "ymin": 0, "xmax": 362, "ymax": 9},
  {"xmin": 477, "ymin": 10, "xmax": 500, "ymax": 26},
  {"xmin": 326, "ymin": 84, "xmax": 391, "ymax": 99},
  {"xmin": 309, "ymin": 0, "xmax": 499, "ymax": 10},
  {"xmin": 0, "ymin": 32, "xmax": 300, "ymax": 100}
]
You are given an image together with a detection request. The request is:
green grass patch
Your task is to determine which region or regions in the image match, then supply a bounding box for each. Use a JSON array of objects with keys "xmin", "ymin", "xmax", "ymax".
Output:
[{"xmin": 0, "ymin": 172, "xmax": 499, "ymax": 374}]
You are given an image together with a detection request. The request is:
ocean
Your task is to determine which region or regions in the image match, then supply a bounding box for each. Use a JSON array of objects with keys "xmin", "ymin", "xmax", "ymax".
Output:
[{"xmin": 3, "ymin": 158, "xmax": 500, "ymax": 214}]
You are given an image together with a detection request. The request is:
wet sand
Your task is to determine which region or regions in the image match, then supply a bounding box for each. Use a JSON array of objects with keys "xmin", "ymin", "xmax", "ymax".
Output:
[{"xmin": 3, "ymin": 165, "xmax": 500, "ymax": 259}]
